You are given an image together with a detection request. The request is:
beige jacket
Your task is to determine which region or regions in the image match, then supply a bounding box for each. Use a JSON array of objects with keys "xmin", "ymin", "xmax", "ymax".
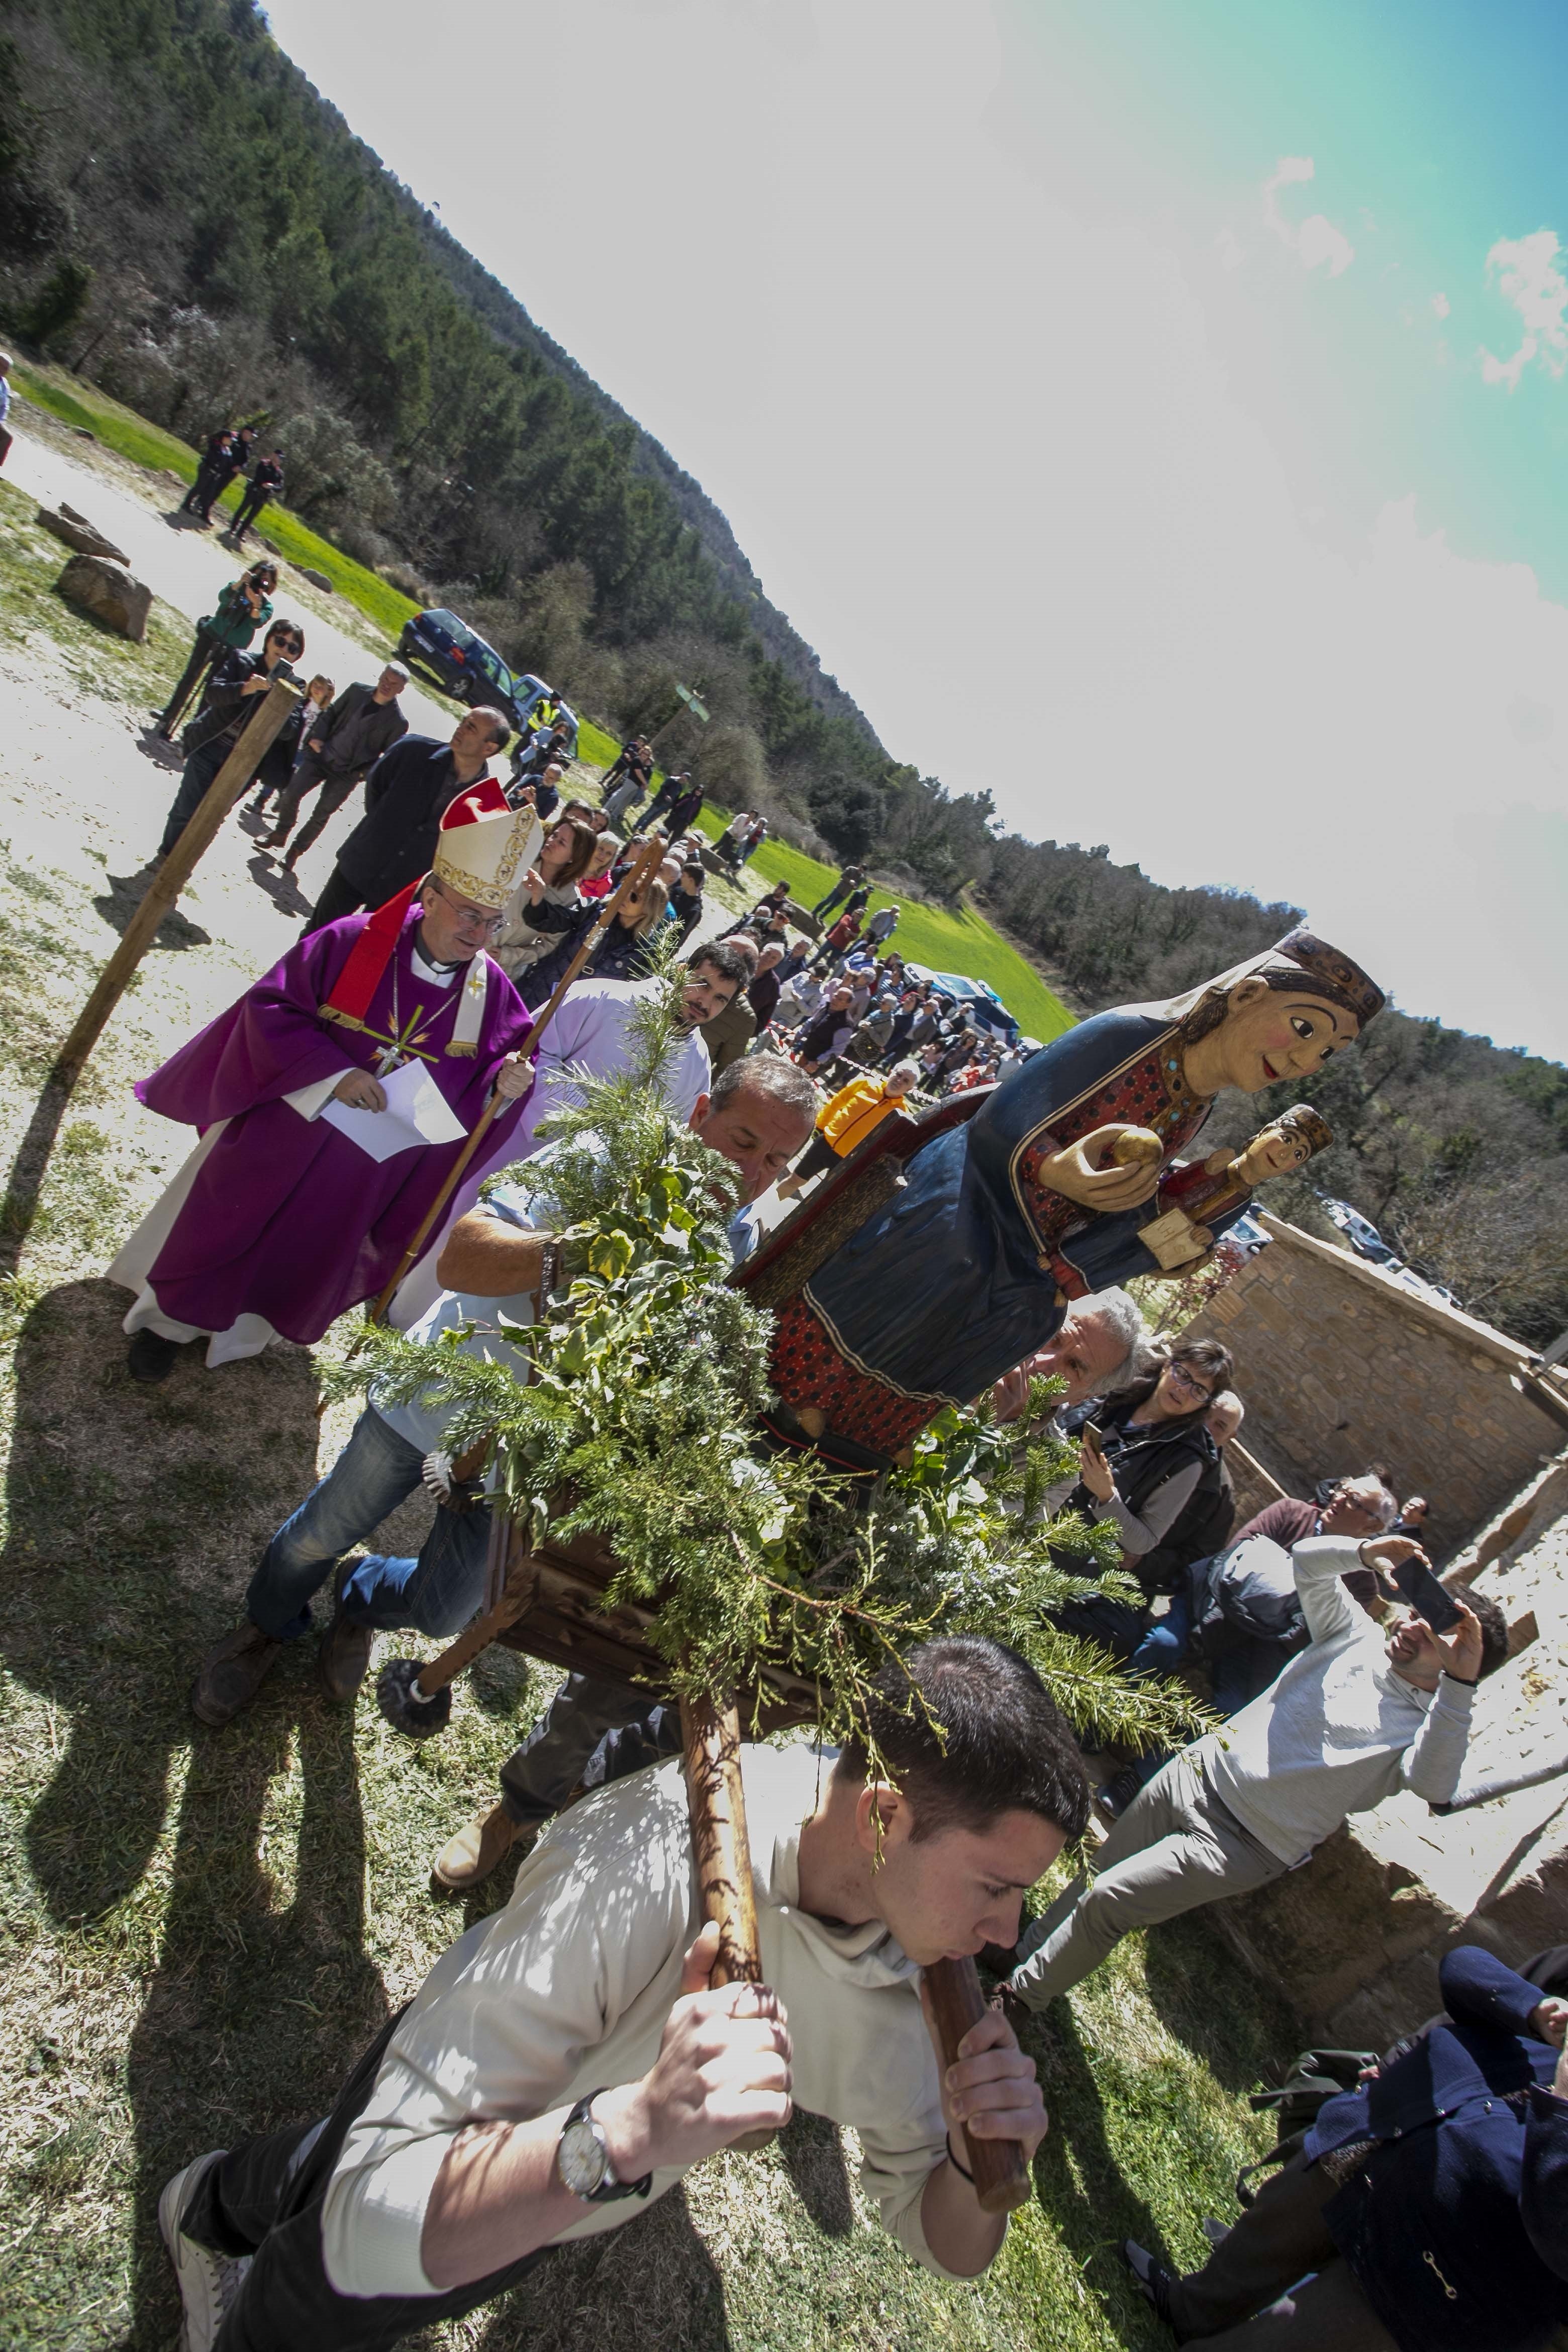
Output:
[{"xmin": 322, "ymin": 1741, "xmax": 957, "ymax": 2296}]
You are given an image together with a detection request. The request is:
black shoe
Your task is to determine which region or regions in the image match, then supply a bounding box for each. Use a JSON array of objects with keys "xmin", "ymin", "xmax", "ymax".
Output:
[
  {"xmin": 191, "ymin": 1621, "xmax": 285, "ymax": 1727},
  {"xmin": 1120, "ymin": 2241, "xmax": 1184, "ymax": 2335},
  {"xmin": 318, "ymin": 1570, "xmax": 375, "ymax": 1703},
  {"xmin": 1098, "ymin": 1766, "xmax": 1148, "ymax": 1821},
  {"xmin": 128, "ymin": 1329, "xmax": 184, "ymax": 1383}
]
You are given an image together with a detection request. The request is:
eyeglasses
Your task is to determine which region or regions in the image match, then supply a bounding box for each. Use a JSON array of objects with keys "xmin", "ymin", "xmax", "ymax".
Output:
[
  {"xmin": 1164, "ymin": 1361, "xmax": 1215, "ymax": 1402},
  {"xmin": 427, "ymin": 877, "xmax": 505, "ymax": 935}
]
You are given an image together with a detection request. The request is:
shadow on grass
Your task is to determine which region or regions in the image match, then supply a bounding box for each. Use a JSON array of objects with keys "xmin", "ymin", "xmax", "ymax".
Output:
[
  {"xmin": 470, "ymin": 2182, "xmax": 735, "ymax": 2352},
  {"xmin": 1140, "ymin": 1912, "xmax": 1301, "ymax": 2098},
  {"xmin": 0, "ymin": 1277, "xmax": 385, "ymax": 2341},
  {"xmin": 1025, "ymin": 2004, "xmax": 1175, "ymax": 2348}
]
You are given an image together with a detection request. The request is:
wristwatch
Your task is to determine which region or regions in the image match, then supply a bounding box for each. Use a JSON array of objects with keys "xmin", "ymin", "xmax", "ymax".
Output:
[{"xmin": 555, "ymin": 2092, "xmax": 652, "ymax": 2205}]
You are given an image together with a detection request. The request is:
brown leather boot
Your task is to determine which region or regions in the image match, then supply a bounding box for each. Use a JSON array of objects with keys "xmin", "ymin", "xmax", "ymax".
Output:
[
  {"xmin": 317, "ymin": 1576, "xmax": 375, "ymax": 1703},
  {"xmin": 430, "ymin": 1804, "xmax": 526, "ymax": 1893},
  {"xmin": 190, "ymin": 1622, "xmax": 284, "ymax": 1727}
]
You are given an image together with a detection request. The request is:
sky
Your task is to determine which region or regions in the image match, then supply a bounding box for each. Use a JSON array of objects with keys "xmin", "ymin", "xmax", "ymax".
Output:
[{"xmin": 260, "ymin": 0, "xmax": 1568, "ymax": 1059}]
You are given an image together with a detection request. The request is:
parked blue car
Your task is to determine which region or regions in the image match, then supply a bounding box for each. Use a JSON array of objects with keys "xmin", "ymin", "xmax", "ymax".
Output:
[{"xmin": 398, "ymin": 609, "xmax": 528, "ymax": 735}]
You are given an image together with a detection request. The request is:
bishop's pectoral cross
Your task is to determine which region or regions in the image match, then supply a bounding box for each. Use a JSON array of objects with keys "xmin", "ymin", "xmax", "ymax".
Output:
[{"xmin": 364, "ymin": 1000, "xmax": 442, "ymax": 1076}]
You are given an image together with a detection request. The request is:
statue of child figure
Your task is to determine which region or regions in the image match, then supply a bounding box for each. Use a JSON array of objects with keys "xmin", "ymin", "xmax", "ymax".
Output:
[
  {"xmin": 1050, "ymin": 1102, "xmax": 1333, "ymax": 1296},
  {"xmin": 1136, "ymin": 1101, "xmax": 1334, "ymax": 1267}
]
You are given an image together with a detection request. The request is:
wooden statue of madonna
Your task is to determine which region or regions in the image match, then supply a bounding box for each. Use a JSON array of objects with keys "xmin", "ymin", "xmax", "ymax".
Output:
[{"xmin": 755, "ymin": 928, "xmax": 1382, "ymax": 1474}]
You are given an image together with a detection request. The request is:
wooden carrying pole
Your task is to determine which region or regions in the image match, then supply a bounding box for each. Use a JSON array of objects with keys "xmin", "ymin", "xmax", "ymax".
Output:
[
  {"xmin": 54, "ymin": 677, "xmax": 302, "ymax": 1082},
  {"xmin": 922, "ymin": 1956, "xmax": 1033, "ymax": 2214},
  {"xmin": 366, "ymin": 828, "xmax": 670, "ymax": 1325}
]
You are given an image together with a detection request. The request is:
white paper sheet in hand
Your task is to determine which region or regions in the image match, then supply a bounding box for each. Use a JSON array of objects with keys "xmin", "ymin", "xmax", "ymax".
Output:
[{"xmin": 320, "ymin": 1059, "xmax": 469, "ymax": 1163}]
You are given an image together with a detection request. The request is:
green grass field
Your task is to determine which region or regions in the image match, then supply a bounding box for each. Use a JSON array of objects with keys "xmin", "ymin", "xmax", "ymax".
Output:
[
  {"xmin": 13, "ymin": 362, "xmax": 421, "ymax": 641},
  {"xmin": 14, "ymin": 359, "xmax": 1068, "ymax": 1037}
]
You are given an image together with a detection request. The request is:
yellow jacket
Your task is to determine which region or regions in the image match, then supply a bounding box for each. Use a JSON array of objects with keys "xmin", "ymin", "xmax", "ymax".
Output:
[{"xmin": 818, "ymin": 1074, "xmax": 900, "ymax": 1157}]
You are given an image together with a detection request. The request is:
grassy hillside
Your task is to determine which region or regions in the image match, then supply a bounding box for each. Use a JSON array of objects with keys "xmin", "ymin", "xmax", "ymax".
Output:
[{"xmin": 12, "ymin": 358, "xmax": 1062, "ymax": 1033}]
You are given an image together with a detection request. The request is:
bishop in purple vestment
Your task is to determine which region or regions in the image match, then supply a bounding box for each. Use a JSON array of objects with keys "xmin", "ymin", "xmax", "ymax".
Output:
[{"xmin": 109, "ymin": 780, "xmax": 543, "ymax": 1378}]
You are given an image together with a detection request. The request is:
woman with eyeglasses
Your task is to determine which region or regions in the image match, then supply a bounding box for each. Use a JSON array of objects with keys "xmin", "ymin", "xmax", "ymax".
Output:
[
  {"xmin": 1047, "ymin": 1335, "xmax": 1236, "ymax": 1658},
  {"xmin": 152, "ymin": 618, "xmax": 308, "ymax": 865},
  {"xmin": 492, "ymin": 817, "xmax": 600, "ymax": 979}
]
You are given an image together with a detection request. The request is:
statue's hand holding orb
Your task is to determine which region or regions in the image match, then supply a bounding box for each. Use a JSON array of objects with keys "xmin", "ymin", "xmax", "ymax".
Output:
[{"xmin": 1037, "ymin": 1123, "xmax": 1162, "ymax": 1212}]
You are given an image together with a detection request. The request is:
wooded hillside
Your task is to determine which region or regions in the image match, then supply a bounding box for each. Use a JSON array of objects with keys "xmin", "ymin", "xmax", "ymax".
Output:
[{"xmin": 1, "ymin": 0, "xmax": 1563, "ymax": 1345}]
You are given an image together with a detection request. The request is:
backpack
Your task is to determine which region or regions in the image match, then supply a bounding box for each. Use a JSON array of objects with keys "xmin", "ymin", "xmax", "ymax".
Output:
[
  {"xmin": 1237, "ymin": 2047, "xmax": 1378, "ymax": 2203},
  {"xmin": 1190, "ymin": 1535, "xmax": 1307, "ymax": 1657}
]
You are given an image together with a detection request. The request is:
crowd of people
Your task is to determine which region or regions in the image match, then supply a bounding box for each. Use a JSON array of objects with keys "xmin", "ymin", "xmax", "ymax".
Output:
[{"xmin": 113, "ymin": 620, "xmax": 1566, "ymax": 2350}]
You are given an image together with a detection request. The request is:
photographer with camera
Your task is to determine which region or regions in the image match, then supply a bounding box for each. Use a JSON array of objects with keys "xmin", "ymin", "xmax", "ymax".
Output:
[
  {"xmin": 998, "ymin": 1529, "xmax": 1510, "ymax": 2016},
  {"xmin": 152, "ymin": 618, "xmax": 307, "ymax": 864},
  {"xmin": 153, "ymin": 560, "xmax": 279, "ymax": 740}
]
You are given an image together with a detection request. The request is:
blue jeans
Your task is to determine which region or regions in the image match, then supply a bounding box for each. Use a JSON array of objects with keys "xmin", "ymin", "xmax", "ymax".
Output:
[{"xmin": 245, "ymin": 1405, "xmax": 492, "ymax": 1643}]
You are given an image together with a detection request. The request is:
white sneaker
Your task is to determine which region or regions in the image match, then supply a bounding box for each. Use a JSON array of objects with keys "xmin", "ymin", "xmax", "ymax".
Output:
[{"xmin": 157, "ymin": 2151, "xmax": 252, "ymax": 2351}]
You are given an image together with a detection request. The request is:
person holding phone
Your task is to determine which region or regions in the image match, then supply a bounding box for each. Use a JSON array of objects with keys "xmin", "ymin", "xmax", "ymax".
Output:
[
  {"xmin": 1043, "ymin": 1340, "xmax": 1236, "ymax": 1661},
  {"xmin": 151, "ymin": 618, "xmax": 307, "ymax": 863},
  {"xmin": 1000, "ymin": 1531, "xmax": 1512, "ymax": 2015}
]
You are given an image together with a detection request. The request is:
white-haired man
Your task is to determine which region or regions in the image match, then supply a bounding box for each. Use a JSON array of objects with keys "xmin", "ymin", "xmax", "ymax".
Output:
[{"xmin": 990, "ymin": 1288, "xmax": 1150, "ymax": 1424}]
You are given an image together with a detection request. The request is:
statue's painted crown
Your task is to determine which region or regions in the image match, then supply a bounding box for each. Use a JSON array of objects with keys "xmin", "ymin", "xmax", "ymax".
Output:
[
  {"xmin": 1274, "ymin": 928, "xmax": 1385, "ymax": 1028},
  {"xmin": 1276, "ymin": 1102, "xmax": 1334, "ymax": 1155}
]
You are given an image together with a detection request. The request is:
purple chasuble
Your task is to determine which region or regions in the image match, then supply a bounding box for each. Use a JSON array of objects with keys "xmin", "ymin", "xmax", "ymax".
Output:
[{"xmin": 135, "ymin": 910, "xmax": 534, "ymax": 1344}]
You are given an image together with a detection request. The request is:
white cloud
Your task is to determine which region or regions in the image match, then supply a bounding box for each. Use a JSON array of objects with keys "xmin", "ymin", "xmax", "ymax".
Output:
[
  {"xmin": 1215, "ymin": 227, "xmax": 1243, "ymax": 271},
  {"xmin": 1432, "ymin": 291, "xmax": 1450, "ymax": 319},
  {"xmin": 1481, "ymin": 228, "xmax": 1568, "ymax": 389},
  {"xmin": 1263, "ymin": 155, "xmax": 1355, "ymax": 276}
]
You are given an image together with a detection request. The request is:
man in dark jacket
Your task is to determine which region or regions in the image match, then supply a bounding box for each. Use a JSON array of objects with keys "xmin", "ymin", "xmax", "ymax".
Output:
[
  {"xmin": 1123, "ymin": 1943, "xmax": 1568, "ymax": 2352},
  {"xmin": 181, "ymin": 429, "xmax": 237, "ymax": 522},
  {"xmin": 667, "ymin": 860, "xmax": 706, "ymax": 947},
  {"xmin": 230, "ymin": 447, "xmax": 284, "ymax": 545},
  {"xmin": 153, "ymin": 619, "xmax": 307, "ymax": 861},
  {"xmin": 302, "ymin": 708, "xmax": 511, "ymax": 934},
  {"xmin": 260, "ymin": 664, "xmax": 410, "ymax": 862}
]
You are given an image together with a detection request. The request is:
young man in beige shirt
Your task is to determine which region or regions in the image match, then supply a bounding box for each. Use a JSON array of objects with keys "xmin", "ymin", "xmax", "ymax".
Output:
[{"xmin": 159, "ymin": 1637, "xmax": 1088, "ymax": 2348}]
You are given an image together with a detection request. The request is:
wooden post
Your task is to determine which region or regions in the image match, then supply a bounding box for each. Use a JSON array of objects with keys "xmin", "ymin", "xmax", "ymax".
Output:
[
  {"xmin": 681, "ymin": 1687, "xmax": 778, "ymax": 2152},
  {"xmin": 680, "ymin": 1690, "xmax": 763, "ymax": 1986},
  {"xmin": 922, "ymin": 1957, "xmax": 1032, "ymax": 2214},
  {"xmin": 365, "ymin": 828, "xmax": 669, "ymax": 1325},
  {"xmin": 54, "ymin": 677, "xmax": 301, "ymax": 1082}
]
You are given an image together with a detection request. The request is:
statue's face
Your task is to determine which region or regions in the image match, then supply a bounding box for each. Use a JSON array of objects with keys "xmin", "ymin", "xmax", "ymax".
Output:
[
  {"xmin": 1236, "ymin": 1125, "xmax": 1312, "ymax": 1183},
  {"xmin": 1212, "ymin": 979, "xmax": 1358, "ymax": 1094}
]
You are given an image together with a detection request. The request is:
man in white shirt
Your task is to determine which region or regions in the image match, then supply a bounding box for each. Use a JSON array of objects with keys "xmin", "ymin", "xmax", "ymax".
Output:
[
  {"xmin": 427, "ymin": 1052, "xmax": 818, "ymax": 1887},
  {"xmin": 160, "ymin": 1636, "xmax": 1087, "ymax": 2348},
  {"xmin": 387, "ymin": 941, "xmax": 750, "ymax": 1329},
  {"xmin": 188, "ymin": 1054, "xmax": 817, "ymax": 1728},
  {"xmin": 1001, "ymin": 1531, "xmax": 1505, "ymax": 2013}
]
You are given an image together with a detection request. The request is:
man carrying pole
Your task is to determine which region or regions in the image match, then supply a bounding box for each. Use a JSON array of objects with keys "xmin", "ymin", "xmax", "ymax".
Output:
[{"xmin": 158, "ymin": 1636, "xmax": 1081, "ymax": 2349}]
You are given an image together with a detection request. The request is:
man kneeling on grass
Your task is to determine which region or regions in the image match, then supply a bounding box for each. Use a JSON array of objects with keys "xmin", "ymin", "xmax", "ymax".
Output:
[{"xmin": 159, "ymin": 1637, "xmax": 1087, "ymax": 2349}]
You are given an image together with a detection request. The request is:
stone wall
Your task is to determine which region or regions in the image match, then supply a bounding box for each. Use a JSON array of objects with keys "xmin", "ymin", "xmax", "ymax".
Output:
[{"xmin": 1185, "ymin": 1215, "xmax": 1565, "ymax": 1562}]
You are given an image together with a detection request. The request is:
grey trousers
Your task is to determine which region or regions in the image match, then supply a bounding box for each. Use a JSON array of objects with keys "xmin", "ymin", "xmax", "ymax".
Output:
[
  {"xmin": 498, "ymin": 1671, "xmax": 681, "ymax": 1829},
  {"xmin": 1162, "ymin": 2152, "xmax": 1395, "ymax": 2348},
  {"xmin": 1007, "ymin": 1746, "xmax": 1284, "ymax": 2009}
]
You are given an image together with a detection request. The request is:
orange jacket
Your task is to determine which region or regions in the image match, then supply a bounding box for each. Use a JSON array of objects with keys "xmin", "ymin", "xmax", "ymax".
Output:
[{"xmin": 817, "ymin": 1073, "xmax": 901, "ymax": 1156}]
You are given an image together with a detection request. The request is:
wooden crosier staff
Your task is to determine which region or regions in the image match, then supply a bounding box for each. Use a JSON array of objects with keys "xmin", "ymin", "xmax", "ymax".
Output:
[
  {"xmin": 54, "ymin": 676, "xmax": 302, "ymax": 1082},
  {"xmin": 365, "ymin": 828, "xmax": 671, "ymax": 1326}
]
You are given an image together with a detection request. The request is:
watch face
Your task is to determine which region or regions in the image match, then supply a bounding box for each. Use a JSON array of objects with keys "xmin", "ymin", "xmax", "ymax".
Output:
[{"xmin": 558, "ymin": 2115, "xmax": 610, "ymax": 2200}]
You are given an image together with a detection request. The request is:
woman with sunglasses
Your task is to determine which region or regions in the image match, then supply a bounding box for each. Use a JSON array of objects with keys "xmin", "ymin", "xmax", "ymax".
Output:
[
  {"xmin": 152, "ymin": 618, "xmax": 306, "ymax": 865},
  {"xmin": 1047, "ymin": 1335, "xmax": 1236, "ymax": 1660}
]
